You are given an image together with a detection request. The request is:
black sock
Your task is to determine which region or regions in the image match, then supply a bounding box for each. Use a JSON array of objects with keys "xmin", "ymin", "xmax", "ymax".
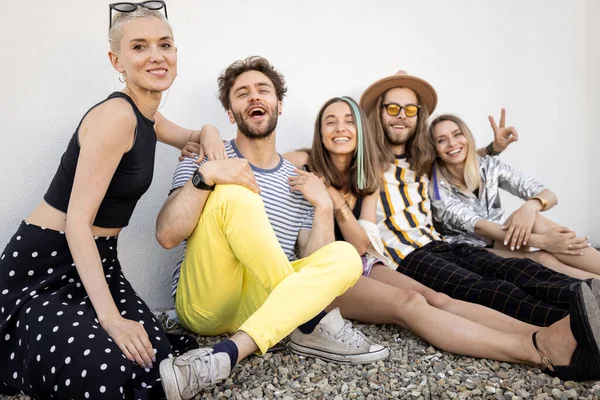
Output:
[
  {"xmin": 212, "ymin": 339, "xmax": 238, "ymax": 370},
  {"xmin": 298, "ymin": 311, "xmax": 327, "ymax": 334}
]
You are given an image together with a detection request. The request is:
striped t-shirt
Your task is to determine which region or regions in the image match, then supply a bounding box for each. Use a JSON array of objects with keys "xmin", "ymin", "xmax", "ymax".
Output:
[
  {"xmin": 377, "ymin": 155, "xmax": 443, "ymax": 265},
  {"xmin": 170, "ymin": 139, "xmax": 314, "ymax": 297}
]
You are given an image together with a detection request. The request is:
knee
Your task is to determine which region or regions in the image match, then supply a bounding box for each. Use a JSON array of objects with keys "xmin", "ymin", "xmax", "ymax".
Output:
[
  {"xmin": 422, "ymin": 289, "xmax": 452, "ymax": 309},
  {"xmin": 213, "ymin": 184, "xmax": 262, "ymax": 208},
  {"xmin": 401, "ymin": 290, "xmax": 428, "ymax": 312},
  {"xmin": 326, "ymin": 241, "xmax": 363, "ymax": 281},
  {"xmin": 529, "ymin": 251, "xmax": 557, "ymax": 266}
]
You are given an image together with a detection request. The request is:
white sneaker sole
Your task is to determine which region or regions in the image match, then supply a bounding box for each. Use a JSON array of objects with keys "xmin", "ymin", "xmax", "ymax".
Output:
[
  {"xmin": 288, "ymin": 341, "xmax": 390, "ymax": 365},
  {"xmin": 159, "ymin": 357, "xmax": 183, "ymax": 400}
]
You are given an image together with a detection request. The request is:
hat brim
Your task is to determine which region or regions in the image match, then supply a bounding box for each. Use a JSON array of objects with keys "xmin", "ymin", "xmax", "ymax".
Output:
[{"xmin": 360, "ymin": 75, "xmax": 437, "ymax": 116}]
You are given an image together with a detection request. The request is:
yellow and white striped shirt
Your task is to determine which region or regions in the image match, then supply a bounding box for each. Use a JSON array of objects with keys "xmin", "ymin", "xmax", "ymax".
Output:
[{"xmin": 377, "ymin": 156, "xmax": 443, "ymax": 264}]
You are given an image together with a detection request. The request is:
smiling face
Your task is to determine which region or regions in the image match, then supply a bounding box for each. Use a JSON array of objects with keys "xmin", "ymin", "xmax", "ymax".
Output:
[
  {"xmin": 110, "ymin": 16, "xmax": 177, "ymax": 93},
  {"xmin": 432, "ymin": 119, "xmax": 469, "ymax": 166},
  {"xmin": 380, "ymin": 87, "xmax": 419, "ymax": 148},
  {"xmin": 320, "ymin": 101, "xmax": 357, "ymax": 157},
  {"xmin": 227, "ymin": 70, "xmax": 281, "ymax": 139}
]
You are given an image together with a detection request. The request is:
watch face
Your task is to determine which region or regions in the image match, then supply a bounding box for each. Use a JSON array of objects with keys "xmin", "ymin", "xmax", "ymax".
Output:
[{"xmin": 192, "ymin": 172, "xmax": 202, "ymax": 186}]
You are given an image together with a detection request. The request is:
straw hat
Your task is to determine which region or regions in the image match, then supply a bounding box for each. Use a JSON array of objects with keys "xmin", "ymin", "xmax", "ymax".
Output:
[{"xmin": 359, "ymin": 70, "xmax": 437, "ymax": 115}]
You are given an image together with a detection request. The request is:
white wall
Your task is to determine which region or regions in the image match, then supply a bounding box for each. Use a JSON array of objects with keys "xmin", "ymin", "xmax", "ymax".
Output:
[
  {"xmin": 1, "ymin": 0, "xmax": 597, "ymax": 309},
  {"xmin": 587, "ymin": 0, "xmax": 600, "ymax": 241}
]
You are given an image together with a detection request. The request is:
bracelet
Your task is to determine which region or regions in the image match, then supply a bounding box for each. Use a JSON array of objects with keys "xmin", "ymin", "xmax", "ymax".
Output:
[
  {"xmin": 529, "ymin": 196, "xmax": 548, "ymax": 211},
  {"xmin": 485, "ymin": 142, "xmax": 502, "ymax": 156},
  {"xmin": 334, "ymin": 203, "xmax": 354, "ymax": 223}
]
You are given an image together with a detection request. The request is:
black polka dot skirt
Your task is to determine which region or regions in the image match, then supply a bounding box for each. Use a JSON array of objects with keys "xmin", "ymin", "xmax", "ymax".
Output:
[{"xmin": 0, "ymin": 222, "xmax": 197, "ymax": 399}]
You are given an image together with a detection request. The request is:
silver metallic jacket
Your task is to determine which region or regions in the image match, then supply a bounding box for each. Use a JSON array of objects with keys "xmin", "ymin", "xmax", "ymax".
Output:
[{"xmin": 429, "ymin": 155, "xmax": 544, "ymax": 247}]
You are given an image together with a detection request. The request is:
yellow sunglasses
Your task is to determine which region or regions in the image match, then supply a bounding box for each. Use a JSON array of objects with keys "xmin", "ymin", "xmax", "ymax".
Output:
[{"xmin": 382, "ymin": 103, "xmax": 420, "ymax": 118}]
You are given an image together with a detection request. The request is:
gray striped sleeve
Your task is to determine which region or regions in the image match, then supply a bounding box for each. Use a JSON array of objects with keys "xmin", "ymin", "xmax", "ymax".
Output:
[{"xmin": 170, "ymin": 156, "xmax": 200, "ymax": 193}]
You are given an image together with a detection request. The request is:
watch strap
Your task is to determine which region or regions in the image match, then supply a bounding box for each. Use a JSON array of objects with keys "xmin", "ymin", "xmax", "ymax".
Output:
[{"xmin": 191, "ymin": 169, "xmax": 215, "ymax": 191}]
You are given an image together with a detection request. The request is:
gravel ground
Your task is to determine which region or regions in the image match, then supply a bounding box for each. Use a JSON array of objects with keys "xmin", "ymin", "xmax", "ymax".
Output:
[{"xmin": 3, "ymin": 312, "xmax": 600, "ymax": 400}]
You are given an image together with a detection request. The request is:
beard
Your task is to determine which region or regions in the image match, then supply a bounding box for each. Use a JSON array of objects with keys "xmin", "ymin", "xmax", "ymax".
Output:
[
  {"xmin": 384, "ymin": 123, "xmax": 416, "ymax": 146},
  {"xmin": 233, "ymin": 108, "xmax": 278, "ymax": 140}
]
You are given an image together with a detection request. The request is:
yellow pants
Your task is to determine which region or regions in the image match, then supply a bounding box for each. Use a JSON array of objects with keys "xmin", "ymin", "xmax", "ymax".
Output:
[{"xmin": 175, "ymin": 185, "xmax": 362, "ymax": 354}]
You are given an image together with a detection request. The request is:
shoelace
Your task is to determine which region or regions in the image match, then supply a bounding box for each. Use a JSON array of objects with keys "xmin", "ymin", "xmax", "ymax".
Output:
[
  {"xmin": 180, "ymin": 350, "xmax": 218, "ymax": 397},
  {"xmin": 333, "ymin": 321, "xmax": 366, "ymax": 348}
]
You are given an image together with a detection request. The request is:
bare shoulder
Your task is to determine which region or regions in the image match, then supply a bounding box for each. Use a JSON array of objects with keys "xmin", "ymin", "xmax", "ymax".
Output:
[
  {"xmin": 79, "ymin": 97, "xmax": 137, "ymax": 146},
  {"xmin": 86, "ymin": 97, "xmax": 137, "ymax": 127},
  {"xmin": 283, "ymin": 150, "xmax": 310, "ymax": 168}
]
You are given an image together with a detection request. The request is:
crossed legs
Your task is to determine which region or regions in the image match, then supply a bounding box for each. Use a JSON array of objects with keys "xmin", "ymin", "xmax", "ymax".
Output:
[
  {"xmin": 489, "ymin": 214, "xmax": 600, "ymax": 279},
  {"xmin": 175, "ymin": 185, "xmax": 362, "ymax": 357}
]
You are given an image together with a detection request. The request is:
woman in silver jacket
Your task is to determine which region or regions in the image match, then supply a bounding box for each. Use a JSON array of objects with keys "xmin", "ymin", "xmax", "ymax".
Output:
[{"xmin": 428, "ymin": 111, "xmax": 600, "ymax": 279}]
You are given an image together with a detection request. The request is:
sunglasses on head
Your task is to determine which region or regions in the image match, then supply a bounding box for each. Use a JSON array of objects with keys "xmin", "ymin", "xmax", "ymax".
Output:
[
  {"xmin": 109, "ymin": 1, "xmax": 168, "ymax": 30},
  {"xmin": 382, "ymin": 103, "xmax": 420, "ymax": 118}
]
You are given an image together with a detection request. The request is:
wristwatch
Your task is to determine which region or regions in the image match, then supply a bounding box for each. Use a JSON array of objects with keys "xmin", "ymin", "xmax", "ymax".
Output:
[{"xmin": 191, "ymin": 169, "xmax": 215, "ymax": 191}]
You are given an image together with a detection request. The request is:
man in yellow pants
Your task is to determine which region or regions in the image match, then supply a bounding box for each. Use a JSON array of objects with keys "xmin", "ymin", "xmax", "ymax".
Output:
[{"xmin": 156, "ymin": 56, "xmax": 389, "ymax": 399}]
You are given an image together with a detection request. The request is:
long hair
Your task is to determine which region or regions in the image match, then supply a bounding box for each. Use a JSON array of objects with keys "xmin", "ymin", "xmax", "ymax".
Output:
[
  {"xmin": 366, "ymin": 94, "xmax": 395, "ymax": 166},
  {"xmin": 429, "ymin": 114, "xmax": 481, "ymax": 192},
  {"xmin": 308, "ymin": 97, "xmax": 385, "ymax": 198},
  {"xmin": 366, "ymin": 90, "xmax": 435, "ymax": 177}
]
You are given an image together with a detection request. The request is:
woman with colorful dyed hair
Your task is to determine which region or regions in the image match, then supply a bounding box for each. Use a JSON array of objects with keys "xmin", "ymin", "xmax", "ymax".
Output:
[
  {"xmin": 428, "ymin": 111, "xmax": 600, "ymax": 280},
  {"xmin": 281, "ymin": 96, "xmax": 598, "ymax": 377}
]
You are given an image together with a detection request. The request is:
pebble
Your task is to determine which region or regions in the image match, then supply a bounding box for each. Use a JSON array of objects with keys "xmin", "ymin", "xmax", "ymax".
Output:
[
  {"xmin": 496, "ymin": 371, "xmax": 510, "ymax": 379},
  {"xmin": 6, "ymin": 313, "xmax": 600, "ymax": 400},
  {"xmin": 550, "ymin": 388, "xmax": 562, "ymax": 399}
]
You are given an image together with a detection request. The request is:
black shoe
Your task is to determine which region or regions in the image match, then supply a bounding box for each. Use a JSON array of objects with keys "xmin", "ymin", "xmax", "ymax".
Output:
[{"xmin": 532, "ymin": 281, "xmax": 600, "ymax": 382}]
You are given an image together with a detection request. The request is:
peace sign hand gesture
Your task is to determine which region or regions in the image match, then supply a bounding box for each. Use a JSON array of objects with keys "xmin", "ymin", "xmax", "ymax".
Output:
[{"xmin": 488, "ymin": 108, "xmax": 519, "ymax": 153}]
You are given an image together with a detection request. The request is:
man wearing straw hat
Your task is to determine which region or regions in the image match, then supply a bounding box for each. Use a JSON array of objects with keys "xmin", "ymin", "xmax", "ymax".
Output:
[{"xmin": 359, "ymin": 71, "xmax": 585, "ymax": 327}]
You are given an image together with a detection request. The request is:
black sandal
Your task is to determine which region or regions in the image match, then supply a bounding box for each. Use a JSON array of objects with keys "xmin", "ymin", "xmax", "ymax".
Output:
[{"xmin": 531, "ymin": 282, "xmax": 600, "ymax": 381}]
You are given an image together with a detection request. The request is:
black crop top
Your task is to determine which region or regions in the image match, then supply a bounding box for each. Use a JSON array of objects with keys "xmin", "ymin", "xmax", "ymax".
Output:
[
  {"xmin": 44, "ymin": 92, "xmax": 157, "ymax": 228},
  {"xmin": 334, "ymin": 196, "xmax": 363, "ymax": 241}
]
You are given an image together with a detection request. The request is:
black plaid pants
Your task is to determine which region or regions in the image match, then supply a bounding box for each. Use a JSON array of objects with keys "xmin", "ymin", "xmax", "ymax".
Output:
[{"xmin": 395, "ymin": 241, "xmax": 578, "ymax": 327}]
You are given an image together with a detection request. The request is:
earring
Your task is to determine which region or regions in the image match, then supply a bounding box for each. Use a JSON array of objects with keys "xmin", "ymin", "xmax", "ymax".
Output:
[{"xmin": 118, "ymin": 72, "xmax": 126, "ymax": 83}]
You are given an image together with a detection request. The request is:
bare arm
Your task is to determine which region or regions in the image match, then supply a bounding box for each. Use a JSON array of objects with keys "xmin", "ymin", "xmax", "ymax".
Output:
[
  {"xmin": 155, "ymin": 114, "xmax": 227, "ymax": 161},
  {"xmin": 303, "ymin": 201, "xmax": 335, "ymax": 257},
  {"xmin": 154, "ymin": 111, "xmax": 198, "ymax": 150},
  {"xmin": 155, "ymin": 179, "xmax": 211, "ymax": 249},
  {"xmin": 493, "ymin": 152, "xmax": 555, "ymax": 249},
  {"xmin": 497, "ymin": 188, "xmax": 556, "ymax": 250},
  {"xmin": 289, "ymin": 169, "xmax": 334, "ymax": 257},
  {"xmin": 531, "ymin": 188, "xmax": 558, "ymax": 211},
  {"xmin": 283, "ymin": 150, "xmax": 309, "ymax": 168},
  {"xmin": 329, "ymin": 190, "xmax": 379, "ymax": 255},
  {"xmin": 297, "ymin": 203, "xmax": 335, "ymax": 257},
  {"xmin": 66, "ymin": 99, "xmax": 154, "ymax": 368},
  {"xmin": 474, "ymin": 219, "xmax": 587, "ymax": 255},
  {"xmin": 156, "ymin": 158, "xmax": 260, "ymax": 249},
  {"xmin": 474, "ymin": 219, "xmax": 547, "ymax": 247}
]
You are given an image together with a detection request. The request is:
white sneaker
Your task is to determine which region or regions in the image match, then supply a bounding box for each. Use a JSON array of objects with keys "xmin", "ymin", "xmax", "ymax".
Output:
[
  {"xmin": 288, "ymin": 308, "xmax": 389, "ymax": 364},
  {"xmin": 159, "ymin": 348, "xmax": 231, "ymax": 400}
]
